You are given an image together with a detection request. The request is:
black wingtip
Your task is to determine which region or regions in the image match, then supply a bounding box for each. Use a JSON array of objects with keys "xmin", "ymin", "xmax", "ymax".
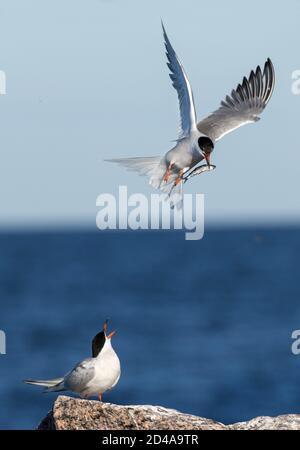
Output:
[
  {"xmin": 265, "ymin": 58, "xmax": 275, "ymax": 73},
  {"xmin": 263, "ymin": 58, "xmax": 275, "ymax": 104},
  {"xmin": 161, "ymin": 20, "xmax": 168, "ymax": 45}
]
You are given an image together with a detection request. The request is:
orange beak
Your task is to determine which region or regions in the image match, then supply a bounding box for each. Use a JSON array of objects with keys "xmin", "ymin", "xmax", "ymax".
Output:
[
  {"xmin": 107, "ymin": 330, "xmax": 116, "ymax": 339},
  {"xmin": 204, "ymin": 153, "xmax": 211, "ymax": 166},
  {"xmin": 103, "ymin": 320, "xmax": 116, "ymax": 339},
  {"xmin": 103, "ymin": 320, "xmax": 108, "ymax": 334}
]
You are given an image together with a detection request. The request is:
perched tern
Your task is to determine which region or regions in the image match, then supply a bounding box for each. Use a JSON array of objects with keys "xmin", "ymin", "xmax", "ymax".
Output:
[
  {"xmin": 24, "ymin": 320, "xmax": 121, "ymax": 401},
  {"xmin": 107, "ymin": 22, "xmax": 275, "ymax": 207}
]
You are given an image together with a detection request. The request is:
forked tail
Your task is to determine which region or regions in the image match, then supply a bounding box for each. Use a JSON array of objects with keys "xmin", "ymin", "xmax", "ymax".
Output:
[
  {"xmin": 105, "ymin": 157, "xmax": 161, "ymax": 177},
  {"xmin": 24, "ymin": 377, "xmax": 65, "ymax": 392},
  {"xmin": 106, "ymin": 156, "xmax": 183, "ymax": 209}
]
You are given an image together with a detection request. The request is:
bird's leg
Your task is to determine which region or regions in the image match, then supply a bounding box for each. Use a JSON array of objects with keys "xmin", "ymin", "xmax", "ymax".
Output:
[
  {"xmin": 169, "ymin": 170, "xmax": 184, "ymax": 197},
  {"xmin": 174, "ymin": 170, "xmax": 184, "ymax": 186},
  {"xmin": 163, "ymin": 161, "xmax": 175, "ymax": 183},
  {"xmin": 98, "ymin": 393, "xmax": 103, "ymax": 402}
]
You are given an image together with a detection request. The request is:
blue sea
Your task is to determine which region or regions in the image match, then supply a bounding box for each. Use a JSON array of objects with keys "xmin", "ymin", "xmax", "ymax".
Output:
[{"xmin": 1, "ymin": 227, "xmax": 300, "ymax": 429}]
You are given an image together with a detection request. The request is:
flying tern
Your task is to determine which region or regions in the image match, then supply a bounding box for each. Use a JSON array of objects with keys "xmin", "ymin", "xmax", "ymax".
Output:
[{"xmin": 107, "ymin": 22, "xmax": 275, "ymax": 207}]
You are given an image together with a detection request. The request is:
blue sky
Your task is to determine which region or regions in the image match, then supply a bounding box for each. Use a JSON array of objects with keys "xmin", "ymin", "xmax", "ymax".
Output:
[{"xmin": 0, "ymin": 0, "xmax": 299, "ymax": 228}]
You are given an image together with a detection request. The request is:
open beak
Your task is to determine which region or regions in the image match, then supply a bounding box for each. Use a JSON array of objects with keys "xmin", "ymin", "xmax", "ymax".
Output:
[
  {"xmin": 103, "ymin": 319, "xmax": 116, "ymax": 339},
  {"xmin": 103, "ymin": 319, "xmax": 108, "ymax": 335},
  {"xmin": 107, "ymin": 330, "xmax": 116, "ymax": 339}
]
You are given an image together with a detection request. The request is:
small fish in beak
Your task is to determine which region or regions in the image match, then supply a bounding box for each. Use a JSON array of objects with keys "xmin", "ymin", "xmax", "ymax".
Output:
[{"xmin": 183, "ymin": 164, "xmax": 216, "ymax": 183}]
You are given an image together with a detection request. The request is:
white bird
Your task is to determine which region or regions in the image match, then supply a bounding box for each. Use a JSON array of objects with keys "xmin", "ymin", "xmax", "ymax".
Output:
[
  {"xmin": 24, "ymin": 320, "xmax": 121, "ymax": 401},
  {"xmin": 106, "ymin": 22, "xmax": 275, "ymax": 207}
]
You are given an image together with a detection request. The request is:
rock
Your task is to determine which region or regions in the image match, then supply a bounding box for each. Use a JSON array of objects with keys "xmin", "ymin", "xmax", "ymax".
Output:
[
  {"xmin": 37, "ymin": 395, "xmax": 300, "ymax": 430},
  {"xmin": 37, "ymin": 396, "xmax": 226, "ymax": 430},
  {"xmin": 230, "ymin": 415, "xmax": 300, "ymax": 430}
]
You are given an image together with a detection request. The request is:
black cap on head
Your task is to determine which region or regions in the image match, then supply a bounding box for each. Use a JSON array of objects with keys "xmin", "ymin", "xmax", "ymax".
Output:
[
  {"xmin": 198, "ymin": 136, "xmax": 214, "ymax": 153},
  {"xmin": 92, "ymin": 330, "xmax": 106, "ymax": 357}
]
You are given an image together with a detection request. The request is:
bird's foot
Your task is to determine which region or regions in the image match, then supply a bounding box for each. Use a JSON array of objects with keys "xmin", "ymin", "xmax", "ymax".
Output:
[
  {"xmin": 174, "ymin": 178, "xmax": 182, "ymax": 187},
  {"xmin": 169, "ymin": 170, "xmax": 184, "ymax": 197},
  {"xmin": 173, "ymin": 170, "xmax": 184, "ymax": 187},
  {"xmin": 163, "ymin": 161, "xmax": 175, "ymax": 183},
  {"xmin": 98, "ymin": 393, "xmax": 103, "ymax": 402}
]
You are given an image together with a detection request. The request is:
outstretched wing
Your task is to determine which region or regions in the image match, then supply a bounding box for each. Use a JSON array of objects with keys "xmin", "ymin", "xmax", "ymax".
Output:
[
  {"xmin": 162, "ymin": 22, "xmax": 197, "ymax": 140},
  {"xmin": 197, "ymin": 59, "xmax": 275, "ymax": 143}
]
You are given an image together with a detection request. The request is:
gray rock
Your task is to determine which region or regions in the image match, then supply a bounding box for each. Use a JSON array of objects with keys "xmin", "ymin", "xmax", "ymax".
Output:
[
  {"xmin": 37, "ymin": 395, "xmax": 300, "ymax": 430},
  {"xmin": 37, "ymin": 396, "xmax": 226, "ymax": 430},
  {"xmin": 230, "ymin": 414, "xmax": 300, "ymax": 430}
]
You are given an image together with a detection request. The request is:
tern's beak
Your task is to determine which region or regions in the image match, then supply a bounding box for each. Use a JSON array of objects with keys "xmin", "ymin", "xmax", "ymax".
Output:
[
  {"xmin": 103, "ymin": 319, "xmax": 108, "ymax": 335},
  {"xmin": 204, "ymin": 153, "xmax": 211, "ymax": 166},
  {"xmin": 103, "ymin": 319, "xmax": 116, "ymax": 339},
  {"xmin": 107, "ymin": 330, "xmax": 116, "ymax": 339}
]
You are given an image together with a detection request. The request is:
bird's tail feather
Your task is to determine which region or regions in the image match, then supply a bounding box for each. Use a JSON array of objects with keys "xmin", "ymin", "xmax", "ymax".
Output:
[
  {"xmin": 105, "ymin": 156, "xmax": 183, "ymax": 209},
  {"xmin": 105, "ymin": 156, "xmax": 169, "ymax": 189},
  {"xmin": 24, "ymin": 378, "xmax": 65, "ymax": 392},
  {"xmin": 105, "ymin": 157, "xmax": 161, "ymax": 178}
]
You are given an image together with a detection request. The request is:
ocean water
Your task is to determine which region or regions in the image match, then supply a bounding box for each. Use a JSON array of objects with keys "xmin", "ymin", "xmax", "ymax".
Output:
[{"xmin": 1, "ymin": 227, "xmax": 300, "ymax": 429}]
